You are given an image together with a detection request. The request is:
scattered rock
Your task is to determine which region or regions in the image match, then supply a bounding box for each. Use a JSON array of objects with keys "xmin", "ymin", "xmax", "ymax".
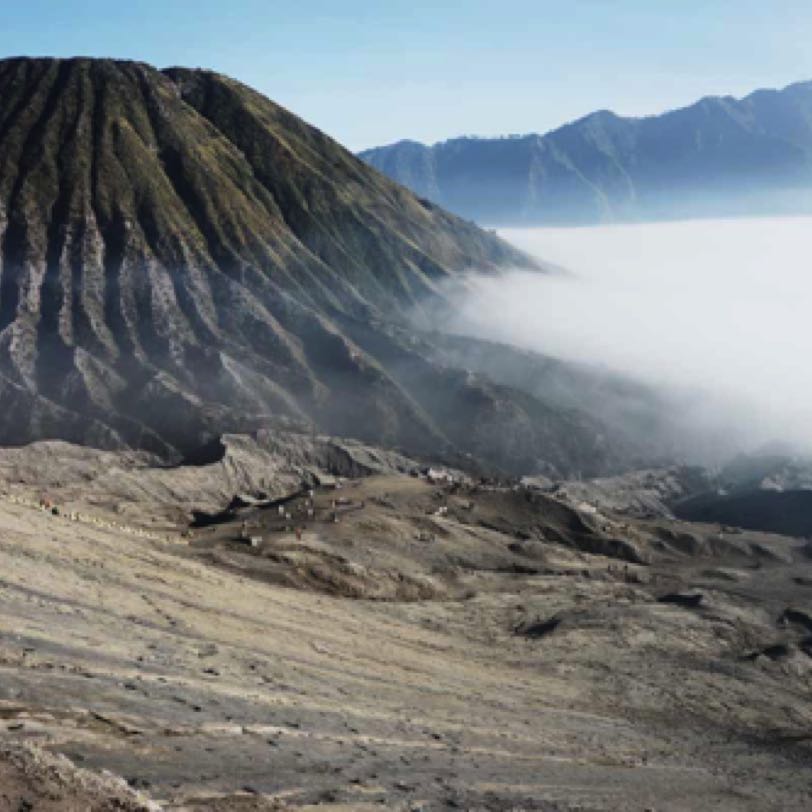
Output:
[
  {"xmin": 658, "ymin": 592, "xmax": 703, "ymax": 608},
  {"xmin": 515, "ymin": 615, "xmax": 562, "ymax": 638},
  {"xmin": 779, "ymin": 608, "xmax": 812, "ymax": 632}
]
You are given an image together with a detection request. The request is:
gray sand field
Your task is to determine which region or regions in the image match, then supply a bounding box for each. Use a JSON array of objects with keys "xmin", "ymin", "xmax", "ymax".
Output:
[{"xmin": 0, "ymin": 441, "xmax": 809, "ymax": 810}]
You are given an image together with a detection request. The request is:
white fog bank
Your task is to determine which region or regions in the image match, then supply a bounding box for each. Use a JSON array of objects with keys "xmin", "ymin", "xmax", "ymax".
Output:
[{"xmin": 454, "ymin": 217, "xmax": 812, "ymax": 457}]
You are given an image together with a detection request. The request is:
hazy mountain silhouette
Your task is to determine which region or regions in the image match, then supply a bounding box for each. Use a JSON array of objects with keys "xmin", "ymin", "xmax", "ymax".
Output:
[{"xmin": 360, "ymin": 81, "xmax": 812, "ymax": 225}]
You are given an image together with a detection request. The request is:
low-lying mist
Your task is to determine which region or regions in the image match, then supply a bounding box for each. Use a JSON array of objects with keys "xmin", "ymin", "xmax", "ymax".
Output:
[{"xmin": 443, "ymin": 217, "xmax": 812, "ymax": 464}]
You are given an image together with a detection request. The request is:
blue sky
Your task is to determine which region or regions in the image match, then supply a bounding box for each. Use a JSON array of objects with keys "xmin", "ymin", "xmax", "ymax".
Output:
[{"xmin": 2, "ymin": 1, "xmax": 811, "ymax": 150}]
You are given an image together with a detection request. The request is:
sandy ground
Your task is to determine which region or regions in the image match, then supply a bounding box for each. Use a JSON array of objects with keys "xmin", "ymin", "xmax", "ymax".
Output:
[{"xmin": 0, "ymin": 455, "xmax": 809, "ymax": 809}]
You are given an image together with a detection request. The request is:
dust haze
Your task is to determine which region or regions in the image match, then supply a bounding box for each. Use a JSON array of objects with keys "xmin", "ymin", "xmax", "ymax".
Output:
[{"xmin": 445, "ymin": 217, "xmax": 812, "ymax": 461}]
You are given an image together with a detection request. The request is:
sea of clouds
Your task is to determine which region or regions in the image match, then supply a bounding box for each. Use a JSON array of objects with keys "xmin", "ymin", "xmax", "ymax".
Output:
[{"xmin": 447, "ymin": 217, "xmax": 812, "ymax": 459}]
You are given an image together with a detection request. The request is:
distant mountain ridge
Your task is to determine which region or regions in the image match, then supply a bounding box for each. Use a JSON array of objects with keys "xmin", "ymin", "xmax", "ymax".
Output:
[{"xmin": 359, "ymin": 81, "xmax": 812, "ymax": 225}]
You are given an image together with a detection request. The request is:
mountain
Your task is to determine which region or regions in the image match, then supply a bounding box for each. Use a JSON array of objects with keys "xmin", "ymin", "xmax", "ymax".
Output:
[
  {"xmin": 359, "ymin": 81, "xmax": 812, "ymax": 225},
  {"xmin": 0, "ymin": 56, "xmax": 643, "ymax": 476}
]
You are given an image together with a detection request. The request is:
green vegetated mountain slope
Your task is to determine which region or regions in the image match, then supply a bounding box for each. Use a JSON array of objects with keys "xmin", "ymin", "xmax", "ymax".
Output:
[
  {"xmin": 0, "ymin": 56, "xmax": 639, "ymax": 476},
  {"xmin": 360, "ymin": 81, "xmax": 812, "ymax": 224}
]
